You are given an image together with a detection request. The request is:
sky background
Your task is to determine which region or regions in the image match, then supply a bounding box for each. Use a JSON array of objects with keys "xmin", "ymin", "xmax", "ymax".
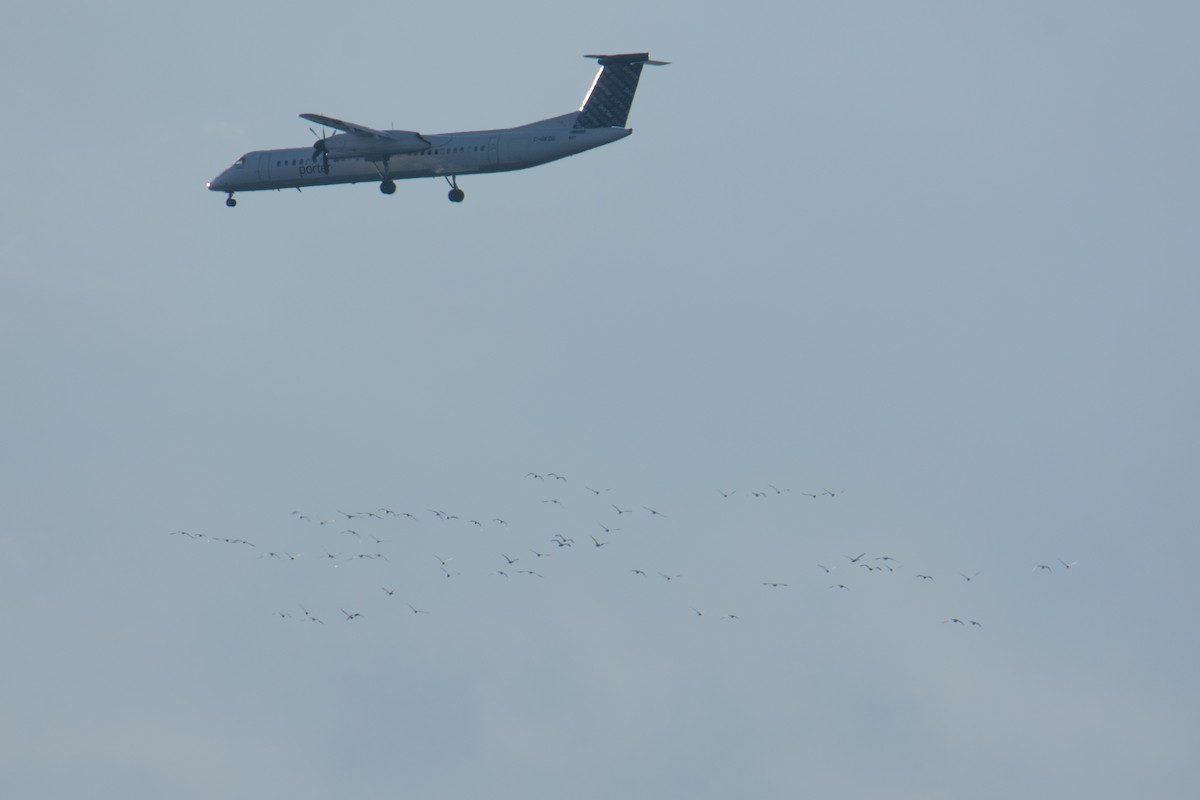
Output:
[{"xmin": 3, "ymin": 1, "xmax": 1198, "ymax": 797}]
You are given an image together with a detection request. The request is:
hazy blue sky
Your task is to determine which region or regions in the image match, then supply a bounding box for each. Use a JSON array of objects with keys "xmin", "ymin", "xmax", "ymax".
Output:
[{"xmin": 3, "ymin": 1, "xmax": 1198, "ymax": 798}]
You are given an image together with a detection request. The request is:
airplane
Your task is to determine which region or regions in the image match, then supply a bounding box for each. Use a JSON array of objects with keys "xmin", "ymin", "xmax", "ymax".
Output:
[{"xmin": 207, "ymin": 52, "xmax": 666, "ymax": 207}]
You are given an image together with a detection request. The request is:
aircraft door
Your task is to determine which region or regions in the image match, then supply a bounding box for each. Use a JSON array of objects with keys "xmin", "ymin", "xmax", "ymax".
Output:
[
  {"xmin": 487, "ymin": 136, "xmax": 499, "ymax": 166},
  {"xmin": 257, "ymin": 153, "xmax": 271, "ymax": 183}
]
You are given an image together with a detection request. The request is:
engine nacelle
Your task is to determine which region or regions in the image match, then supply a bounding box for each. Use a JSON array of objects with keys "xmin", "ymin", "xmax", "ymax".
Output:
[{"xmin": 323, "ymin": 132, "xmax": 428, "ymax": 160}]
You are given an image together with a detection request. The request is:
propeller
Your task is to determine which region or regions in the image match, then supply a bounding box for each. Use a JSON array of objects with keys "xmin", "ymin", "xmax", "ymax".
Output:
[{"xmin": 309, "ymin": 127, "xmax": 330, "ymax": 173}]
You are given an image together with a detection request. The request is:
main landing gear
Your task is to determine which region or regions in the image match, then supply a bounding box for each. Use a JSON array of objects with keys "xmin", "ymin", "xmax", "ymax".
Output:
[
  {"xmin": 445, "ymin": 175, "xmax": 465, "ymax": 203},
  {"xmin": 225, "ymin": 193, "xmax": 237, "ymax": 207},
  {"xmin": 373, "ymin": 156, "xmax": 397, "ymax": 195}
]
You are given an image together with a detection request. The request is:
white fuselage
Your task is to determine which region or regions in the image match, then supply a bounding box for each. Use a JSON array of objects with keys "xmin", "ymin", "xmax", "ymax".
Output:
[{"xmin": 208, "ymin": 113, "xmax": 631, "ymax": 194}]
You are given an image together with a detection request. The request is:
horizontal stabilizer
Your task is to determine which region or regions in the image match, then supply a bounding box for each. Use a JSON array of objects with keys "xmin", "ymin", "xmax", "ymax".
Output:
[{"xmin": 584, "ymin": 53, "xmax": 670, "ymax": 66}]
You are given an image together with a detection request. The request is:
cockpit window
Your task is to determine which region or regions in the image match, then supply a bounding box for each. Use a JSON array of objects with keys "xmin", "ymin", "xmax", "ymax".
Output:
[{"xmin": 234, "ymin": 156, "xmax": 246, "ymax": 167}]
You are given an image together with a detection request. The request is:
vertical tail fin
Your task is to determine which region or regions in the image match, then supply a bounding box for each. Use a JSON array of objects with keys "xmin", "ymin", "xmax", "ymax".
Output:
[{"xmin": 576, "ymin": 53, "xmax": 668, "ymax": 129}]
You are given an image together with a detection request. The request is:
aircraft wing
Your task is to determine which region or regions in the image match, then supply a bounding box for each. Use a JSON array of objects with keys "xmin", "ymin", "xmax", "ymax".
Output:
[{"xmin": 300, "ymin": 113, "xmax": 430, "ymax": 148}]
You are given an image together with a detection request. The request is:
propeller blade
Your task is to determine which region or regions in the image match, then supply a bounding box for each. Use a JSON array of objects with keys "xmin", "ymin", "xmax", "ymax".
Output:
[{"xmin": 309, "ymin": 126, "xmax": 330, "ymax": 163}]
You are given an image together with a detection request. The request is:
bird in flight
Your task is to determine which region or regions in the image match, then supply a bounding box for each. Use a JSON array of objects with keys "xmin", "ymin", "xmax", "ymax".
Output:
[
  {"xmin": 590, "ymin": 536, "xmax": 608, "ymax": 548},
  {"xmin": 845, "ymin": 553, "xmax": 866, "ymax": 563}
]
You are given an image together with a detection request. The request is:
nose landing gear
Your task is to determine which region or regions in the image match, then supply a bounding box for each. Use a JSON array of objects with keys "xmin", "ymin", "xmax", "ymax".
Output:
[{"xmin": 225, "ymin": 193, "xmax": 237, "ymax": 207}]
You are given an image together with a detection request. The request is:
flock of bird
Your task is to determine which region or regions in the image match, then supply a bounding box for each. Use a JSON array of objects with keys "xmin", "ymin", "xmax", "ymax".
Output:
[{"xmin": 165, "ymin": 471, "xmax": 1079, "ymax": 632}]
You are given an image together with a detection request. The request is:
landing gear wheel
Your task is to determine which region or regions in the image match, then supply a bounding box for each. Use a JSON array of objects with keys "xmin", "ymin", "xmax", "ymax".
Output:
[
  {"xmin": 225, "ymin": 194, "xmax": 237, "ymax": 207},
  {"xmin": 380, "ymin": 180, "xmax": 397, "ymax": 195}
]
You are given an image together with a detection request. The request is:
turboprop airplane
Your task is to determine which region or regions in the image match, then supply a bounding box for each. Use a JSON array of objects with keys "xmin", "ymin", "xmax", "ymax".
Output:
[{"xmin": 207, "ymin": 52, "xmax": 665, "ymax": 206}]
